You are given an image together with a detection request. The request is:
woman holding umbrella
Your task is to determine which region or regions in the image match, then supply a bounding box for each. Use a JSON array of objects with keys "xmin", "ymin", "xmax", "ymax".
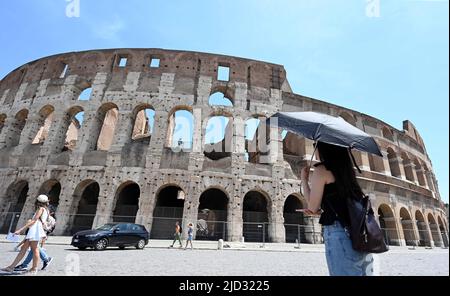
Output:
[
  {"xmin": 267, "ymin": 111, "xmax": 384, "ymax": 276},
  {"xmin": 300, "ymin": 141, "xmax": 374, "ymax": 276}
]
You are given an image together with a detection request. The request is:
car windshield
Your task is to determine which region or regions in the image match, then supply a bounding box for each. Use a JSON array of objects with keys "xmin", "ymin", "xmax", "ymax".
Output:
[{"xmin": 96, "ymin": 224, "xmax": 116, "ymax": 231}]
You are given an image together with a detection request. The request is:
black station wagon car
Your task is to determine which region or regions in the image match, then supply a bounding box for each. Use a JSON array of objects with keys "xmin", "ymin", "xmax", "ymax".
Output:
[{"xmin": 71, "ymin": 223, "xmax": 149, "ymax": 250}]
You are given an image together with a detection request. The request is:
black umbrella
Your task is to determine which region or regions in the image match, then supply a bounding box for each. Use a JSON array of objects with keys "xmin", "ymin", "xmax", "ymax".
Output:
[{"xmin": 267, "ymin": 111, "xmax": 382, "ymax": 158}]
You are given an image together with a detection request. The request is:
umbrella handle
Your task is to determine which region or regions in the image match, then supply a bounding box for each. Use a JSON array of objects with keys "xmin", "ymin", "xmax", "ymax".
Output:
[{"xmin": 348, "ymin": 148, "xmax": 362, "ymax": 174}]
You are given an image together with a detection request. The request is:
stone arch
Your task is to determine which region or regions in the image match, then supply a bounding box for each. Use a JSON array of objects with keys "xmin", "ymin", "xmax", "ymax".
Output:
[
  {"xmin": 68, "ymin": 179, "xmax": 100, "ymax": 235},
  {"xmin": 5, "ymin": 109, "xmax": 28, "ymax": 148},
  {"xmin": 209, "ymin": 91, "xmax": 233, "ymax": 107},
  {"xmin": 31, "ymin": 105, "xmax": 55, "ymax": 145},
  {"xmin": 245, "ymin": 115, "xmax": 270, "ymax": 164},
  {"xmin": 61, "ymin": 106, "xmax": 84, "ymax": 152},
  {"xmin": 401, "ymin": 152, "xmax": 415, "ymax": 182},
  {"xmin": 382, "ymin": 127, "xmax": 394, "ymax": 141},
  {"xmin": 112, "ymin": 181, "xmax": 140, "ymax": 223},
  {"xmin": 210, "ymin": 86, "xmax": 234, "ymax": 104},
  {"xmin": 399, "ymin": 207, "xmax": 416, "ymax": 246},
  {"xmin": 339, "ymin": 111, "xmax": 357, "ymax": 126},
  {"xmin": 165, "ymin": 106, "xmax": 194, "ymax": 150},
  {"xmin": 0, "ymin": 113, "xmax": 6, "ymax": 135},
  {"xmin": 421, "ymin": 161, "xmax": 435, "ymax": 191},
  {"xmin": 77, "ymin": 86, "xmax": 92, "ymax": 101},
  {"xmin": 131, "ymin": 104, "xmax": 155, "ymax": 141},
  {"xmin": 427, "ymin": 213, "xmax": 443, "ymax": 247},
  {"xmin": 150, "ymin": 184, "xmax": 186, "ymax": 239},
  {"xmin": 197, "ymin": 187, "xmax": 229, "ymax": 240},
  {"xmin": 283, "ymin": 193, "xmax": 307, "ymax": 243},
  {"xmin": 204, "ymin": 111, "xmax": 233, "ymax": 160},
  {"xmin": 413, "ymin": 158, "xmax": 426, "ymax": 187},
  {"xmin": 243, "ymin": 189, "xmax": 272, "ymax": 242},
  {"xmin": 437, "ymin": 216, "xmax": 449, "ymax": 247},
  {"xmin": 387, "ymin": 147, "xmax": 402, "ymax": 178},
  {"xmin": 415, "ymin": 210, "xmax": 430, "ymax": 247},
  {"xmin": 368, "ymin": 153, "xmax": 385, "ymax": 173},
  {"xmin": 377, "ymin": 203, "xmax": 400, "ymax": 246},
  {"xmin": 95, "ymin": 103, "xmax": 119, "ymax": 151},
  {"xmin": 0, "ymin": 180, "xmax": 29, "ymax": 233},
  {"xmin": 38, "ymin": 179, "xmax": 62, "ymax": 211}
]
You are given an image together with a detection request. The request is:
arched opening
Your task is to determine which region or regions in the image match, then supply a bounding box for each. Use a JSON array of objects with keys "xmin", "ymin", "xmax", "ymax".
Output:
[
  {"xmin": 428, "ymin": 214, "xmax": 443, "ymax": 247},
  {"xmin": 283, "ymin": 195, "xmax": 306, "ymax": 243},
  {"xmin": 69, "ymin": 180, "xmax": 100, "ymax": 235},
  {"xmin": 368, "ymin": 154, "xmax": 385, "ymax": 173},
  {"xmin": 339, "ymin": 112, "xmax": 357, "ymax": 126},
  {"xmin": 378, "ymin": 204, "xmax": 400, "ymax": 246},
  {"xmin": 32, "ymin": 105, "xmax": 55, "ymax": 145},
  {"xmin": 150, "ymin": 185, "xmax": 185, "ymax": 239},
  {"xmin": 62, "ymin": 106, "xmax": 84, "ymax": 152},
  {"xmin": 413, "ymin": 158, "xmax": 426, "ymax": 187},
  {"xmin": 0, "ymin": 180, "xmax": 29, "ymax": 234},
  {"xmin": 38, "ymin": 179, "xmax": 61, "ymax": 211},
  {"xmin": 166, "ymin": 108, "xmax": 193, "ymax": 151},
  {"xmin": 243, "ymin": 190, "xmax": 270, "ymax": 242},
  {"xmin": 401, "ymin": 152, "xmax": 415, "ymax": 182},
  {"xmin": 5, "ymin": 109, "xmax": 28, "ymax": 148},
  {"xmin": 209, "ymin": 91, "xmax": 233, "ymax": 107},
  {"xmin": 282, "ymin": 132, "xmax": 311, "ymax": 177},
  {"xmin": 197, "ymin": 188, "xmax": 229, "ymax": 240},
  {"xmin": 382, "ymin": 127, "xmax": 394, "ymax": 141},
  {"xmin": 387, "ymin": 148, "xmax": 401, "ymax": 178},
  {"xmin": 437, "ymin": 216, "xmax": 449, "ymax": 247},
  {"xmin": 422, "ymin": 162, "xmax": 435, "ymax": 191},
  {"xmin": 204, "ymin": 114, "xmax": 232, "ymax": 160},
  {"xmin": 415, "ymin": 211, "xmax": 430, "ymax": 246},
  {"xmin": 78, "ymin": 87, "xmax": 92, "ymax": 101},
  {"xmin": 0, "ymin": 114, "xmax": 6, "ymax": 135},
  {"xmin": 245, "ymin": 116, "xmax": 270, "ymax": 164},
  {"xmin": 96, "ymin": 103, "xmax": 119, "ymax": 151},
  {"xmin": 132, "ymin": 105, "xmax": 155, "ymax": 141},
  {"xmin": 400, "ymin": 207, "xmax": 416, "ymax": 246},
  {"xmin": 112, "ymin": 182, "xmax": 140, "ymax": 223}
]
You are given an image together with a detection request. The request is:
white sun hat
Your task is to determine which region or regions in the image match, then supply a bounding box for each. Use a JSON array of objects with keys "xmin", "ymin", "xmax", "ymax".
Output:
[{"xmin": 37, "ymin": 194, "xmax": 49, "ymax": 203}]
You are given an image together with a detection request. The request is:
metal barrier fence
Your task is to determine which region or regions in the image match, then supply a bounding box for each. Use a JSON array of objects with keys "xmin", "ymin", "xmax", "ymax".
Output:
[{"xmin": 0, "ymin": 211, "xmax": 448, "ymax": 248}]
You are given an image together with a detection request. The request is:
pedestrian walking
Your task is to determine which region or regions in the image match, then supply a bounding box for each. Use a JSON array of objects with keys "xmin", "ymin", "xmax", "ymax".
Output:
[
  {"xmin": 184, "ymin": 223, "xmax": 194, "ymax": 250},
  {"xmin": 1, "ymin": 195, "xmax": 50, "ymax": 275},
  {"xmin": 170, "ymin": 221, "xmax": 183, "ymax": 248}
]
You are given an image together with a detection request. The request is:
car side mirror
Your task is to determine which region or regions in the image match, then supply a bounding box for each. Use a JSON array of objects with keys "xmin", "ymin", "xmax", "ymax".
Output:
[{"xmin": 113, "ymin": 228, "xmax": 119, "ymax": 233}]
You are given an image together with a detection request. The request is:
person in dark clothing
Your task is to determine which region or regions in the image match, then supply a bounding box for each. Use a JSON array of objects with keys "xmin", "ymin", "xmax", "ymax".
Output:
[{"xmin": 301, "ymin": 141, "xmax": 374, "ymax": 276}]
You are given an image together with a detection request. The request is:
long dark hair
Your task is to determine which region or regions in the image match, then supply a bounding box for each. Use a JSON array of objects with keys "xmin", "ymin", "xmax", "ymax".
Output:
[
  {"xmin": 35, "ymin": 200, "xmax": 49, "ymax": 210},
  {"xmin": 315, "ymin": 141, "xmax": 364, "ymax": 200}
]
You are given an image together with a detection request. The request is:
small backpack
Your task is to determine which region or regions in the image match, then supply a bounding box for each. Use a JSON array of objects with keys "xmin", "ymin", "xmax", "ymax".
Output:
[{"xmin": 40, "ymin": 208, "xmax": 56, "ymax": 233}]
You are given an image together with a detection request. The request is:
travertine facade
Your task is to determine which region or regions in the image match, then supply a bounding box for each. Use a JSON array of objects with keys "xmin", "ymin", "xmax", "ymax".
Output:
[{"xmin": 0, "ymin": 49, "xmax": 447, "ymax": 247}]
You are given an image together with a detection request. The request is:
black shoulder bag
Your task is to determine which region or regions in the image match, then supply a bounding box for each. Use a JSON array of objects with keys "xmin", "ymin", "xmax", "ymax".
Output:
[{"xmin": 327, "ymin": 195, "xmax": 389, "ymax": 254}]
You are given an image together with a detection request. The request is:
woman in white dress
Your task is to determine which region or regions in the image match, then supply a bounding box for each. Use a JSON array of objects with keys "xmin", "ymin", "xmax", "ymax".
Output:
[{"xmin": 1, "ymin": 194, "xmax": 49, "ymax": 274}]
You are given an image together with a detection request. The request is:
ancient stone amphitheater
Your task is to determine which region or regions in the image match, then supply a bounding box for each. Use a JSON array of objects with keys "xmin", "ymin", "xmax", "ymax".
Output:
[{"xmin": 0, "ymin": 49, "xmax": 447, "ymax": 247}]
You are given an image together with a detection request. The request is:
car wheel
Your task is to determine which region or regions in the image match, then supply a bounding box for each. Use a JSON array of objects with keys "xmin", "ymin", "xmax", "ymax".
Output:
[
  {"xmin": 77, "ymin": 247, "xmax": 87, "ymax": 250},
  {"xmin": 94, "ymin": 238, "xmax": 108, "ymax": 251},
  {"xmin": 119, "ymin": 246, "xmax": 125, "ymax": 250},
  {"xmin": 136, "ymin": 239, "xmax": 146, "ymax": 249}
]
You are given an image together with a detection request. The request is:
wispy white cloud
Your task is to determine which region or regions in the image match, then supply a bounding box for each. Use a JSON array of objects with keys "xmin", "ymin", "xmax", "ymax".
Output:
[{"xmin": 90, "ymin": 16, "xmax": 125, "ymax": 41}]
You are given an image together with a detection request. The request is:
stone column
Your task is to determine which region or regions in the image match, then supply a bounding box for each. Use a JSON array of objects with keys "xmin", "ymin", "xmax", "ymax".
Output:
[
  {"xmin": 269, "ymin": 198, "xmax": 286, "ymax": 243},
  {"xmin": 425, "ymin": 222, "xmax": 436, "ymax": 248},
  {"xmin": 146, "ymin": 110, "xmax": 168, "ymax": 169},
  {"xmin": 188, "ymin": 107, "xmax": 205, "ymax": 171},
  {"xmin": 106, "ymin": 109, "xmax": 134, "ymax": 167},
  {"xmin": 359, "ymin": 153, "xmax": 371, "ymax": 172},
  {"xmin": 92, "ymin": 178, "xmax": 116, "ymax": 228},
  {"xmin": 181, "ymin": 181, "xmax": 200, "ymax": 240},
  {"xmin": 135, "ymin": 180, "xmax": 158, "ymax": 231},
  {"xmin": 16, "ymin": 181, "xmax": 41, "ymax": 230},
  {"xmin": 381, "ymin": 151, "xmax": 391, "ymax": 176}
]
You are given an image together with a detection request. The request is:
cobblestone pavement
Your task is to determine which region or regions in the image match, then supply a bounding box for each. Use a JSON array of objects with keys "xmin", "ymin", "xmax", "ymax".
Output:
[{"xmin": 0, "ymin": 242, "xmax": 448, "ymax": 276}]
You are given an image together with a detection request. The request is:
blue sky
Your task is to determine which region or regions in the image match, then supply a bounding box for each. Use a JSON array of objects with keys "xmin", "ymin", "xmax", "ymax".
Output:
[{"xmin": 0, "ymin": 0, "xmax": 448, "ymax": 203}]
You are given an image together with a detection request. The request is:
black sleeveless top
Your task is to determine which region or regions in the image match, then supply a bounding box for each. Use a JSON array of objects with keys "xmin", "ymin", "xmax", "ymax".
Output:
[{"xmin": 319, "ymin": 183, "xmax": 351, "ymax": 226}]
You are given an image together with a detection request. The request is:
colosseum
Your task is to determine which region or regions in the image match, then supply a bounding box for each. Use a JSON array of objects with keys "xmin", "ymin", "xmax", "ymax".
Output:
[{"xmin": 0, "ymin": 48, "xmax": 448, "ymax": 247}]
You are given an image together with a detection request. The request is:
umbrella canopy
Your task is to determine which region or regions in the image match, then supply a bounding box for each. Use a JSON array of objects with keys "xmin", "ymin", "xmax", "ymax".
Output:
[{"xmin": 267, "ymin": 111, "xmax": 383, "ymax": 157}]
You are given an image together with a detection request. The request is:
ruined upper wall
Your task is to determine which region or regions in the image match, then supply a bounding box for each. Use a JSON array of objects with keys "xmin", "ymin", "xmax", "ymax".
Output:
[{"xmin": 0, "ymin": 48, "xmax": 291, "ymax": 105}]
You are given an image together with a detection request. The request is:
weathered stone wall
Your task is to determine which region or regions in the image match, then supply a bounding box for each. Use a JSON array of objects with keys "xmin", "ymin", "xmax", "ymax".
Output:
[{"xmin": 0, "ymin": 49, "xmax": 447, "ymax": 246}]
